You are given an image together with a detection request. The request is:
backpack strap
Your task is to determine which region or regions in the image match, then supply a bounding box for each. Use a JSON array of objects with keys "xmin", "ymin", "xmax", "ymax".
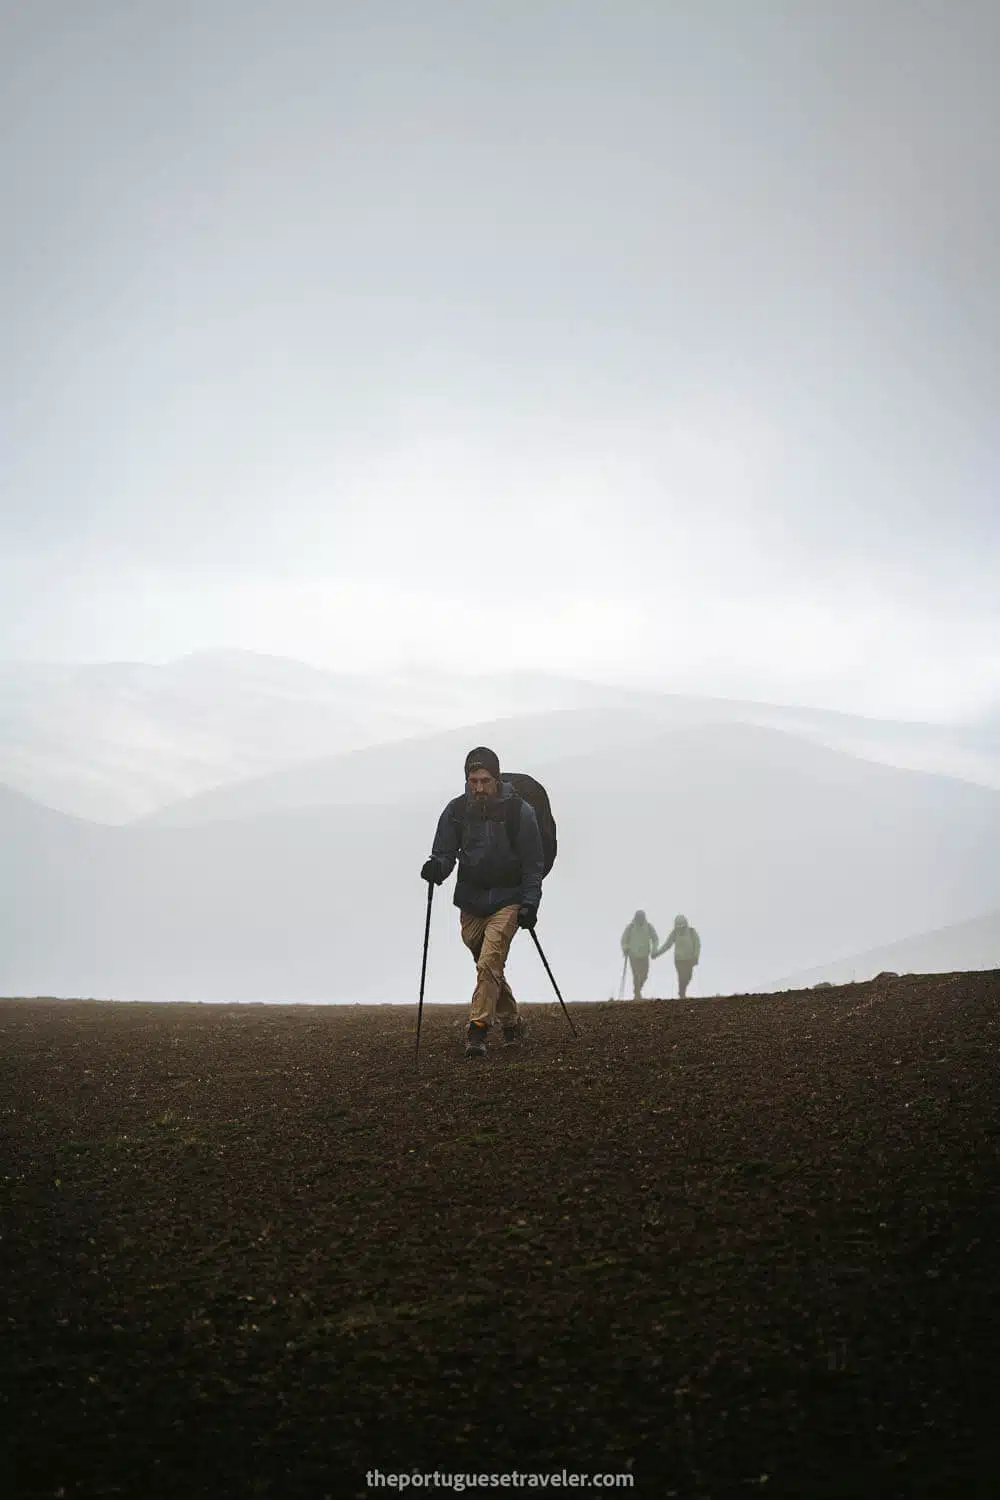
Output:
[
  {"xmin": 448, "ymin": 796, "xmax": 467, "ymax": 850},
  {"xmin": 505, "ymin": 796, "xmax": 522, "ymax": 851}
]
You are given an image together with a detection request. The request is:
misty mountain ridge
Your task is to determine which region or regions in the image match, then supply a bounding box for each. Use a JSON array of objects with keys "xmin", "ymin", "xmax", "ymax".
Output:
[
  {"xmin": 3, "ymin": 650, "xmax": 1000, "ymax": 825},
  {"xmin": 771, "ymin": 908, "xmax": 1000, "ymax": 990},
  {"xmin": 0, "ymin": 652, "xmax": 702, "ymax": 823},
  {"xmin": 3, "ymin": 722, "xmax": 998, "ymax": 1005},
  {"xmin": 140, "ymin": 710, "xmax": 1000, "ymax": 831}
]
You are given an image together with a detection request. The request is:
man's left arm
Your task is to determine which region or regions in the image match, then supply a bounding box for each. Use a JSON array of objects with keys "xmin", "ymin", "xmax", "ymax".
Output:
[{"xmin": 516, "ymin": 800, "xmax": 544, "ymax": 916}]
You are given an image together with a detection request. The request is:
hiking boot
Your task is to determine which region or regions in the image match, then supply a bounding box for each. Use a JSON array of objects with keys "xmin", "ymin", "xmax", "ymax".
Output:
[
  {"xmin": 465, "ymin": 1022, "xmax": 488, "ymax": 1059},
  {"xmin": 502, "ymin": 1017, "xmax": 525, "ymax": 1047}
]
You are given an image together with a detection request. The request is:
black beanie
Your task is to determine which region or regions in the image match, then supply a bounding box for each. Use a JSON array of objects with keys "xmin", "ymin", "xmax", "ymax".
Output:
[{"xmin": 464, "ymin": 745, "xmax": 501, "ymax": 781}]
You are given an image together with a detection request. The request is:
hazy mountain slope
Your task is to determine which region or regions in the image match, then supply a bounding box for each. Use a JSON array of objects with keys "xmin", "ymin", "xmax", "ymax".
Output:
[
  {"xmin": 537, "ymin": 724, "xmax": 1000, "ymax": 995},
  {"xmin": 3, "ymin": 725, "xmax": 999, "ymax": 1003},
  {"xmin": 771, "ymin": 909, "xmax": 1000, "ymax": 989},
  {"xmin": 140, "ymin": 694, "xmax": 1000, "ymax": 829},
  {"xmin": 4, "ymin": 651, "xmax": 1000, "ymax": 825},
  {"xmin": 0, "ymin": 653, "xmax": 654, "ymax": 823},
  {"xmin": 0, "ymin": 785, "xmax": 116, "ymax": 992},
  {"xmin": 138, "ymin": 706, "xmax": 683, "ymax": 826},
  {"xmin": 0, "ymin": 653, "xmax": 432, "ymax": 822}
]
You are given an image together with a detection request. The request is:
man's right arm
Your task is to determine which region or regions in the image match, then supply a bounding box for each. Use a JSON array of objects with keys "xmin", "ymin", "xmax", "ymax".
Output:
[{"xmin": 425, "ymin": 801, "xmax": 461, "ymax": 882}]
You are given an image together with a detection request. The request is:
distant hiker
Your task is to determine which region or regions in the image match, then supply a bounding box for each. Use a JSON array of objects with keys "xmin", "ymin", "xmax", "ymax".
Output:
[
  {"xmin": 655, "ymin": 914, "xmax": 701, "ymax": 999},
  {"xmin": 421, "ymin": 747, "xmax": 545, "ymax": 1059},
  {"xmin": 620, "ymin": 910, "xmax": 660, "ymax": 1000}
]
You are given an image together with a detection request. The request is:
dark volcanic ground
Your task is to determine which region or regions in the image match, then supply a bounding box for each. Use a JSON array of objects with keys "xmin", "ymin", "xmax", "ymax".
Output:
[{"xmin": 2, "ymin": 973, "xmax": 998, "ymax": 1499}]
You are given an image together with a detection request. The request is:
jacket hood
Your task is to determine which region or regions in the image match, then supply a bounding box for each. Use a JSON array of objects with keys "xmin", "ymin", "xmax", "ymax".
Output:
[{"xmin": 674, "ymin": 914, "xmax": 688, "ymax": 929}]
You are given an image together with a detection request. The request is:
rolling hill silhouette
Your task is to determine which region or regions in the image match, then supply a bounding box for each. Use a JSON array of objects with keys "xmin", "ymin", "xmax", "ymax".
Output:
[
  {"xmin": 3, "ymin": 722, "xmax": 999, "ymax": 1002},
  {"xmin": 772, "ymin": 907, "xmax": 1000, "ymax": 988},
  {"xmin": 5, "ymin": 651, "xmax": 999, "ymax": 823}
]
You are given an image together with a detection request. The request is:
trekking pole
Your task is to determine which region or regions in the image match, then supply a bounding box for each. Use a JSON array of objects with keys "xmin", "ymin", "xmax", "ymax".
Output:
[
  {"xmin": 415, "ymin": 880, "xmax": 434, "ymax": 1063},
  {"xmin": 529, "ymin": 928, "xmax": 578, "ymax": 1037},
  {"xmin": 617, "ymin": 955, "xmax": 627, "ymax": 1002}
]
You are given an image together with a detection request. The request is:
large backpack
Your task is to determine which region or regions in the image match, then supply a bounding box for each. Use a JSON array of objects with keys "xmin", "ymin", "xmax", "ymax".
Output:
[
  {"xmin": 451, "ymin": 772, "xmax": 558, "ymax": 878},
  {"xmin": 502, "ymin": 772, "xmax": 558, "ymax": 878}
]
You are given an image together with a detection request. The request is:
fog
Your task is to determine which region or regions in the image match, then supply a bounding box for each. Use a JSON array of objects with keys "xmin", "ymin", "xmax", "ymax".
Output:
[
  {"xmin": 3, "ymin": 2, "xmax": 999, "ymax": 719},
  {"xmin": 3, "ymin": 706, "xmax": 999, "ymax": 1003},
  {"xmin": 4, "ymin": 652, "xmax": 1000, "ymax": 826},
  {"xmin": 3, "ymin": 5, "xmax": 999, "ymax": 1000}
]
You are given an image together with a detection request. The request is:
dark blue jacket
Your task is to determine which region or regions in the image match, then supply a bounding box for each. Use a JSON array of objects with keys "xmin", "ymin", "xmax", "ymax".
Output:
[{"xmin": 431, "ymin": 780, "xmax": 544, "ymax": 918}]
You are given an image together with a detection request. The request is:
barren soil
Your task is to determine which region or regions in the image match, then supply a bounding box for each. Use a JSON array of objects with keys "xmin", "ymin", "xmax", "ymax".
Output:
[{"xmin": 3, "ymin": 973, "xmax": 998, "ymax": 1499}]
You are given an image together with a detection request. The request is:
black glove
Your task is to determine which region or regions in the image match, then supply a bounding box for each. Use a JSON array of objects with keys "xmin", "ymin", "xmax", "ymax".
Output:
[
  {"xmin": 517, "ymin": 905, "xmax": 537, "ymax": 930},
  {"xmin": 420, "ymin": 857, "xmax": 444, "ymax": 885}
]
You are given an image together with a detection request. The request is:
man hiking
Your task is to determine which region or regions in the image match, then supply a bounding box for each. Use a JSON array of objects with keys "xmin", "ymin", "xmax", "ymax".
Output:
[
  {"xmin": 655, "ymin": 914, "xmax": 702, "ymax": 999},
  {"xmin": 620, "ymin": 910, "xmax": 660, "ymax": 1000},
  {"xmin": 421, "ymin": 746, "xmax": 544, "ymax": 1058}
]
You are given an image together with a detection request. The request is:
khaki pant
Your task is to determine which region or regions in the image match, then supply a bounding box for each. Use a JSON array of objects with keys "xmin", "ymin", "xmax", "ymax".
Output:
[
  {"xmin": 676, "ymin": 959, "xmax": 694, "ymax": 999},
  {"xmin": 628, "ymin": 954, "xmax": 649, "ymax": 999},
  {"xmin": 460, "ymin": 905, "xmax": 520, "ymax": 1028}
]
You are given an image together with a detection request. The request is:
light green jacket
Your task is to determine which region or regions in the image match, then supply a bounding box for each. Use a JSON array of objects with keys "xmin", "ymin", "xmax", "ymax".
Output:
[
  {"xmin": 656, "ymin": 917, "xmax": 700, "ymax": 964},
  {"xmin": 621, "ymin": 917, "xmax": 659, "ymax": 959}
]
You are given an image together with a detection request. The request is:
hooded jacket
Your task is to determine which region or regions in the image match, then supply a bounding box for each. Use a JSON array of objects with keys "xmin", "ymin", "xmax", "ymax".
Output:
[
  {"xmin": 621, "ymin": 913, "xmax": 659, "ymax": 960},
  {"xmin": 657, "ymin": 915, "xmax": 700, "ymax": 964},
  {"xmin": 431, "ymin": 780, "xmax": 544, "ymax": 919}
]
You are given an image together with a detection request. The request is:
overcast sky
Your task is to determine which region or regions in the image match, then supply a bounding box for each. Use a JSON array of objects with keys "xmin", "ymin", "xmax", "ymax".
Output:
[{"xmin": 3, "ymin": 0, "xmax": 998, "ymax": 720}]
